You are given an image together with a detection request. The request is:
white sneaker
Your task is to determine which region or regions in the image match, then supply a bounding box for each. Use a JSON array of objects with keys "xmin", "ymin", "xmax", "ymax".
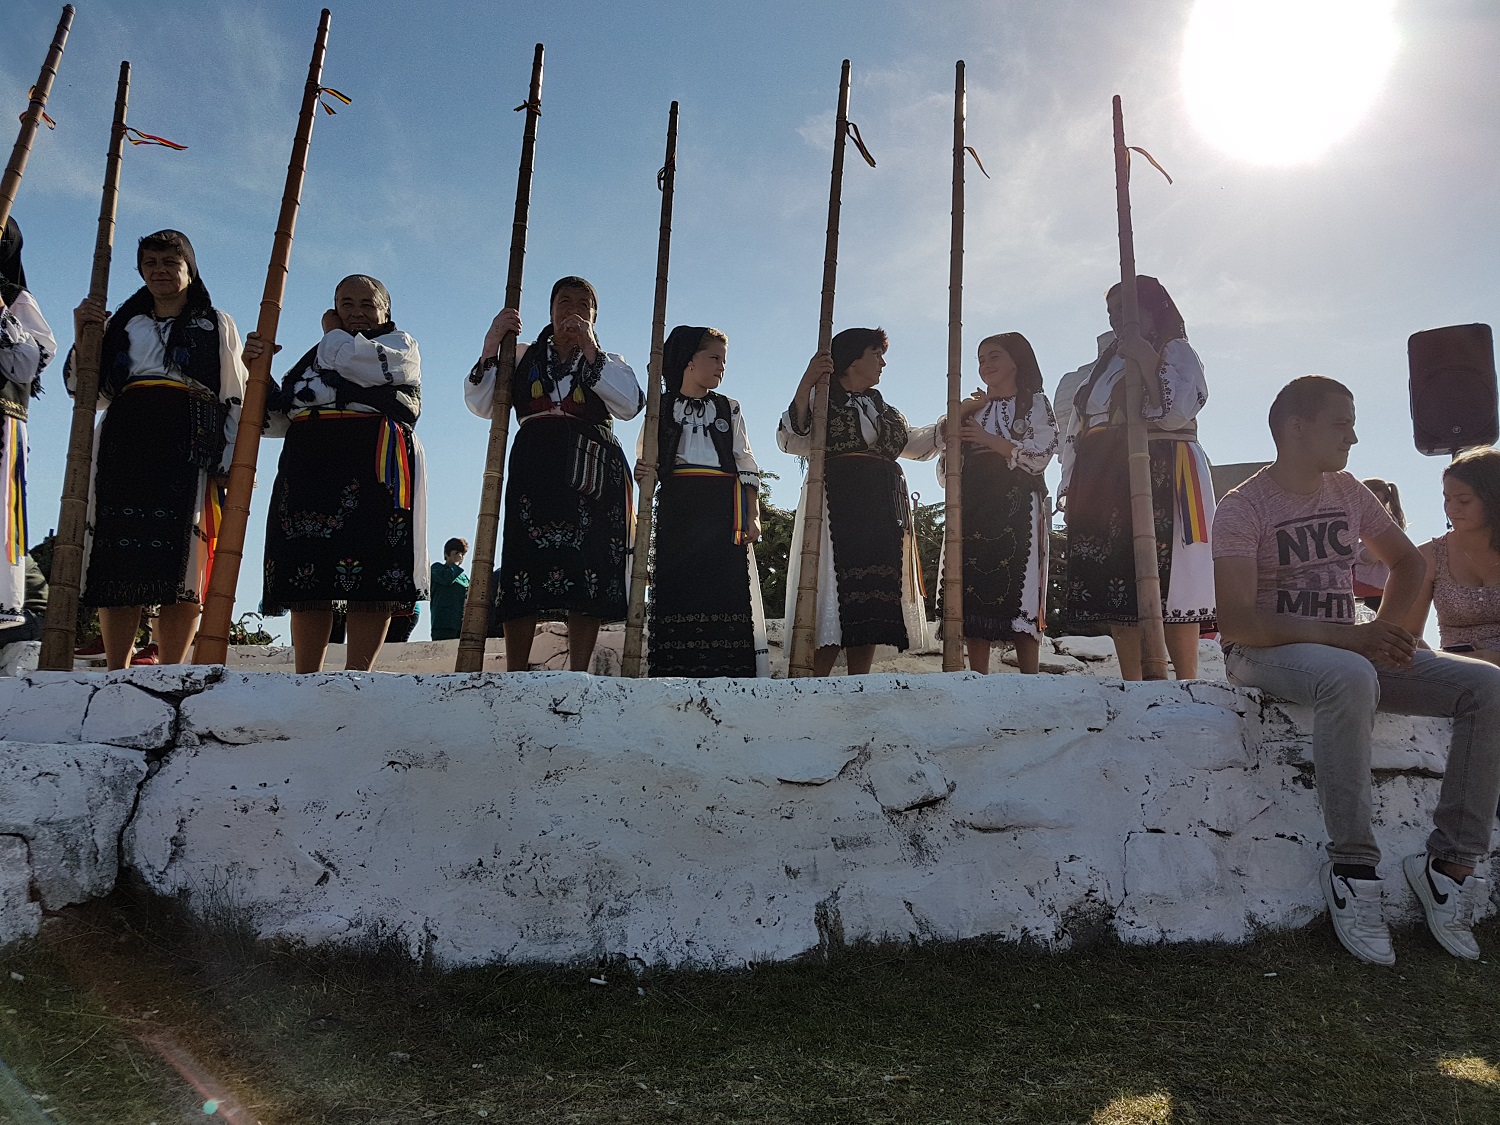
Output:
[
  {"xmin": 1403, "ymin": 853, "xmax": 1486, "ymax": 961},
  {"xmin": 1321, "ymin": 861, "xmax": 1395, "ymax": 966}
]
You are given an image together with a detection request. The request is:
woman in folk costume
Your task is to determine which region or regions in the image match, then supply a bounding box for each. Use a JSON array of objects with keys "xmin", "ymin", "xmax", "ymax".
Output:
[
  {"xmin": 255, "ymin": 274, "xmax": 428, "ymax": 673},
  {"xmin": 1059, "ymin": 274, "xmax": 1215, "ymax": 679},
  {"xmin": 778, "ymin": 327, "xmax": 939, "ymax": 676},
  {"xmin": 939, "ymin": 332, "xmax": 1057, "ymax": 674},
  {"xmin": 639, "ymin": 325, "xmax": 768, "ymax": 678},
  {"xmin": 1, "ymin": 218, "xmax": 56, "ymax": 633},
  {"xmin": 71, "ymin": 230, "xmax": 246, "ymax": 670},
  {"xmin": 467, "ymin": 276, "xmax": 644, "ymax": 672}
]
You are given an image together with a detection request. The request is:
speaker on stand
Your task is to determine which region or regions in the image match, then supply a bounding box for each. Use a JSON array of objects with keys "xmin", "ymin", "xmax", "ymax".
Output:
[{"xmin": 1409, "ymin": 323, "xmax": 1497, "ymax": 457}]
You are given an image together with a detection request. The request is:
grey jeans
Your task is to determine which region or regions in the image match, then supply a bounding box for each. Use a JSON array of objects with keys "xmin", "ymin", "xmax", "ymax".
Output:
[{"xmin": 1225, "ymin": 643, "xmax": 1500, "ymax": 867}]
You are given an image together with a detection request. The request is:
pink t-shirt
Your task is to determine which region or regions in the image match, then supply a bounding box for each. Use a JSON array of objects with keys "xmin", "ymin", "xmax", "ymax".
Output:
[{"xmin": 1211, "ymin": 469, "xmax": 1397, "ymax": 626}]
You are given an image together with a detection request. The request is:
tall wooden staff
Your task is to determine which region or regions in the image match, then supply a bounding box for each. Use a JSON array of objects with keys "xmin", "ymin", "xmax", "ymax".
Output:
[
  {"xmin": 940, "ymin": 61, "xmax": 968, "ymax": 672},
  {"xmin": 788, "ymin": 60, "xmax": 857, "ymax": 678},
  {"xmin": 1112, "ymin": 94, "xmax": 1169, "ymax": 681},
  {"xmin": 455, "ymin": 43, "xmax": 545, "ymax": 673},
  {"xmin": 621, "ymin": 102, "xmax": 679, "ymax": 677},
  {"xmin": 0, "ymin": 5, "xmax": 73, "ymax": 234},
  {"xmin": 194, "ymin": 10, "xmax": 334, "ymax": 665},
  {"xmin": 36, "ymin": 62, "xmax": 130, "ymax": 672}
]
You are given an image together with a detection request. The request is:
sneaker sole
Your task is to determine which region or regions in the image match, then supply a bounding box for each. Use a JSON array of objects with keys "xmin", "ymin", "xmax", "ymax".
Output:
[{"xmin": 1402, "ymin": 854, "xmax": 1480, "ymax": 961}]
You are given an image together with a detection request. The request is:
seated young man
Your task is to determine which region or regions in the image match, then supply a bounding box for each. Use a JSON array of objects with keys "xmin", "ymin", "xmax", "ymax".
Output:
[{"xmin": 1213, "ymin": 375, "xmax": 1500, "ymax": 965}]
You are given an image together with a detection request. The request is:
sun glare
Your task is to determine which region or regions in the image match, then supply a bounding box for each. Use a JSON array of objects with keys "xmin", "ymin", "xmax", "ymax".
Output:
[{"xmin": 1181, "ymin": 0, "xmax": 1399, "ymax": 165}]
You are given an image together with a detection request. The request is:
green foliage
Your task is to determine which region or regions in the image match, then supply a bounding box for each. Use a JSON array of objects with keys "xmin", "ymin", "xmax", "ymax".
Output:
[
  {"xmin": 228, "ymin": 612, "xmax": 274, "ymax": 646},
  {"xmin": 912, "ymin": 498, "xmax": 945, "ymax": 619},
  {"xmin": 753, "ymin": 472, "xmax": 794, "ymax": 619}
]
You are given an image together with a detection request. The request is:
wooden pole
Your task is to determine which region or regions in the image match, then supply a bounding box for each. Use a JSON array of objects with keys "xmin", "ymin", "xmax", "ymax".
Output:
[
  {"xmin": 0, "ymin": 5, "xmax": 73, "ymax": 235},
  {"xmin": 787, "ymin": 60, "xmax": 853, "ymax": 678},
  {"xmin": 36, "ymin": 61, "xmax": 130, "ymax": 672},
  {"xmin": 941, "ymin": 61, "xmax": 967, "ymax": 673},
  {"xmin": 621, "ymin": 101, "xmax": 679, "ymax": 677},
  {"xmin": 194, "ymin": 9, "xmax": 333, "ymax": 665},
  {"xmin": 455, "ymin": 43, "xmax": 545, "ymax": 673},
  {"xmin": 1112, "ymin": 94, "xmax": 1170, "ymax": 681}
]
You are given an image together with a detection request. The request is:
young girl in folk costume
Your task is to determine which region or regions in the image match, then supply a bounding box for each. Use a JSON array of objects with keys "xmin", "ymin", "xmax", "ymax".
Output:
[
  {"xmin": 778, "ymin": 327, "xmax": 939, "ymax": 676},
  {"xmin": 941, "ymin": 332, "xmax": 1057, "ymax": 674},
  {"xmin": 1060, "ymin": 275, "xmax": 1215, "ymax": 679},
  {"xmin": 71, "ymin": 230, "xmax": 247, "ymax": 670},
  {"xmin": 254, "ymin": 274, "xmax": 428, "ymax": 673},
  {"xmin": 639, "ymin": 325, "xmax": 768, "ymax": 677},
  {"xmin": 0, "ymin": 218, "xmax": 55, "ymax": 634},
  {"xmin": 467, "ymin": 276, "xmax": 644, "ymax": 672}
]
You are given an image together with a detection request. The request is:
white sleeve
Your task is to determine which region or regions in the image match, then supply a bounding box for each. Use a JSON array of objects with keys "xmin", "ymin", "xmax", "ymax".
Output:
[
  {"xmin": 594, "ymin": 352, "xmax": 644, "ymax": 420},
  {"xmin": 777, "ymin": 386, "xmax": 814, "ymax": 455},
  {"xmin": 1144, "ymin": 338, "xmax": 1208, "ymax": 429},
  {"xmin": 901, "ymin": 421, "xmax": 941, "ymax": 462},
  {"xmin": 464, "ymin": 341, "xmax": 528, "ymax": 420},
  {"xmin": 317, "ymin": 329, "xmax": 421, "ymax": 388},
  {"xmin": 1058, "ymin": 405, "xmax": 1084, "ymax": 497},
  {"xmin": 216, "ymin": 313, "xmax": 250, "ymax": 472},
  {"xmin": 0, "ymin": 292, "xmax": 56, "ymax": 386},
  {"xmin": 731, "ymin": 399, "xmax": 760, "ymax": 482},
  {"xmin": 1009, "ymin": 393, "xmax": 1058, "ymax": 476}
]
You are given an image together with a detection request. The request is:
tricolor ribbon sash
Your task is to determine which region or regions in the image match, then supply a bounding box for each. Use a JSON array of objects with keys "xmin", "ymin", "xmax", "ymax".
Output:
[
  {"xmin": 3, "ymin": 417, "xmax": 26, "ymax": 565},
  {"xmin": 1174, "ymin": 442, "xmax": 1209, "ymax": 546},
  {"xmin": 671, "ymin": 467, "xmax": 757, "ymax": 545}
]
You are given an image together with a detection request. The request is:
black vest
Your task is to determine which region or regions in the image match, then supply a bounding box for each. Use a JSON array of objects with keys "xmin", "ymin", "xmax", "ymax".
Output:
[{"xmin": 657, "ymin": 392, "xmax": 736, "ymax": 473}]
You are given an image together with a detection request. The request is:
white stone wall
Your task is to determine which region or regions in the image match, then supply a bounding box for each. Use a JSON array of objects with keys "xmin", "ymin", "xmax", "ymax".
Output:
[{"xmin": 0, "ymin": 661, "xmax": 1487, "ymax": 965}]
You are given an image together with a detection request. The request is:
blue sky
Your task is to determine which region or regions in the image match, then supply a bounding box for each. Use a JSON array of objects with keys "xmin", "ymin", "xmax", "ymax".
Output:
[{"xmin": 4, "ymin": 0, "xmax": 1497, "ymax": 642}]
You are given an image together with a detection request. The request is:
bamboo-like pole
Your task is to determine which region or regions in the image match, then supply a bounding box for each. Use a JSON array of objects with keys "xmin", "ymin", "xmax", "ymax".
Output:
[
  {"xmin": 940, "ymin": 61, "xmax": 967, "ymax": 673},
  {"xmin": 621, "ymin": 101, "xmax": 679, "ymax": 677},
  {"xmin": 456, "ymin": 43, "xmax": 546, "ymax": 673},
  {"xmin": 0, "ymin": 5, "xmax": 73, "ymax": 235},
  {"xmin": 194, "ymin": 10, "xmax": 333, "ymax": 665},
  {"xmin": 1111, "ymin": 95, "xmax": 1169, "ymax": 681},
  {"xmin": 787, "ymin": 60, "xmax": 853, "ymax": 678},
  {"xmin": 36, "ymin": 61, "xmax": 130, "ymax": 672}
]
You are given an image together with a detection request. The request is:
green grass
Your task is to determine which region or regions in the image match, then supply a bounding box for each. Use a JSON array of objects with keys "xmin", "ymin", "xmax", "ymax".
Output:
[{"xmin": 2, "ymin": 887, "xmax": 1499, "ymax": 1123}]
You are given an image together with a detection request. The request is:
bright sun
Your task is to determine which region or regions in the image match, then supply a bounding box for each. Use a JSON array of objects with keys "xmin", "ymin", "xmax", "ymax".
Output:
[{"xmin": 1181, "ymin": 0, "xmax": 1400, "ymax": 165}]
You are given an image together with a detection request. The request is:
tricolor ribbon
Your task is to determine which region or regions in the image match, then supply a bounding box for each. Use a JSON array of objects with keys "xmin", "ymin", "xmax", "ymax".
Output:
[
  {"xmin": 3, "ymin": 417, "xmax": 27, "ymax": 566},
  {"xmin": 376, "ymin": 417, "xmax": 413, "ymax": 510},
  {"xmin": 1174, "ymin": 442, "xmax": 1209, "ymax": 545},
  {"xmin": 1127, "ymin": 145, "xmax": 1173, "ymax": 185},
  {"xmin": 846, "ymin": 120, "xmax": 877, "ymax": 167},
  {"xmin": 318, "ymin": 86, "xmax": 352, "ymax": 115},
  {"xmin": 964, "ymin": 145, "xmax": 991, "ymax": 179},
  {"xmin": 671, "ymin": 467, "xmax": 757, "ymax": 545},
  {"xmin": 123, "ymin": 127, "xmax": 187, "ymax": 150}
]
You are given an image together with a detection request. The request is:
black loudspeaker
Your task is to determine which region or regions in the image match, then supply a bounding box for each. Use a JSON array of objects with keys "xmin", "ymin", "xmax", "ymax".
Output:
[{"xmin": 1409, "ymin": 323, "xmax": 1497, "ymax": 456}]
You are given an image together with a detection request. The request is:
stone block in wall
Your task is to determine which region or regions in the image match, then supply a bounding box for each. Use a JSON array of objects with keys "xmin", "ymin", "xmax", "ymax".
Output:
[
  {"xmin": 82, "ymin": 682, "xmax": 177, "ymax": 750},
  {"xmin": 0, "ymin": 834, "xmax": 40, "ymax": 946},
  {"xmin": 0, "ymin": 741, "xmax": 149, "ymax": 908},
  {"xmin": 0, "ymin": 674, "xmax": 96, "ymax": 743}
]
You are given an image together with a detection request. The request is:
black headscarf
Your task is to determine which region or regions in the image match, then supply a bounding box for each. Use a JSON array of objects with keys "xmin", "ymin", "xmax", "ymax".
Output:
[
  {"xmin": 662, "ymin": 325, "xmax": 709, "ymax": 397},
  {"xmin": 0, "ymin": 217, "xmax": 27, "ymax": 305},
  {"xmin": 550, "ymin": 275, "xmax": 598, "ymax": 310},
  {"xmin": 99, "ymin": 230, "xmax": 221, "ymax": 397},
  {"xmin": 1076, "ymin": 275, "xmax": 1187, "ymax": 416}
]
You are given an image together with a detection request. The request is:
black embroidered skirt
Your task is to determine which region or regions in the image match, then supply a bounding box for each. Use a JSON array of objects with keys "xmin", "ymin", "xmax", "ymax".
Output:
[
  {"xmin": 83, "ymin": 385, "xmax": 208, "ymax": 607},
  {"xmin": 648, "ymin": 470, "xmax": 757, "ymax": 677},
  {"xmin": 496, "ymin": 417, "xmax": 630, "ymax": 623},
  {"xmin": 262, "ymin": 413, "xmax": 420, "ymax": 613},
  {"xmin": 825, "ymin": 453, "xmax": 909, "ymax": 650},
  {"xmin": 1066, "ymin": 426, "xmax": 1198, "ymax": 626},
  {"xmin": 943, "ymin": 451, "xmax": 1046, "ymax": 641}
]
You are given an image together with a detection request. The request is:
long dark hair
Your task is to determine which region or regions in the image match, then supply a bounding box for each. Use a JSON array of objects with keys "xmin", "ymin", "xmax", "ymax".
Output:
[
  {"xmin": 978, "ymin": 332, "xmax": 1044, "ymax": 440},
  {"xmin": 1445, "ymin": 448, "xmax": 1500, "ymax": 553}
]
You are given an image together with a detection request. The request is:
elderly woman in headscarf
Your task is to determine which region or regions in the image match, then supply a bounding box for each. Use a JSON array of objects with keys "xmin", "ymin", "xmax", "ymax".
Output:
[
  {"xmin": 254, "ymin": 273, "xmax": 427, "ymax": 673},
  {"xmin": 1058, "ymin": 274, "xmax": 1215, "ymax": 679},
  {"xmin": 778, "ymin": 327, "xmax": 939, "ymax": 676},
  {"xmin": 466, "ymin": 276, "xmax": 644, "ymax": 673},
  {"xmin": 70, "ymin": 229, "xmax": 247, "ymax": 669},
  {"xmin": 1, "ymin": 218, "xmax": 55, "ymax": 635},
  {"xmin": 635, "ymin": 324, "xmax": 767, "ymax": 678}
]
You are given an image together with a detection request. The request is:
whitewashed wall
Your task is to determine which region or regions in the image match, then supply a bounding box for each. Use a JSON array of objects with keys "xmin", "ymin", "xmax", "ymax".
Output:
[{"xmin": 0, "ymin": 662, "xmax": 1485, "ymax": 964}]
